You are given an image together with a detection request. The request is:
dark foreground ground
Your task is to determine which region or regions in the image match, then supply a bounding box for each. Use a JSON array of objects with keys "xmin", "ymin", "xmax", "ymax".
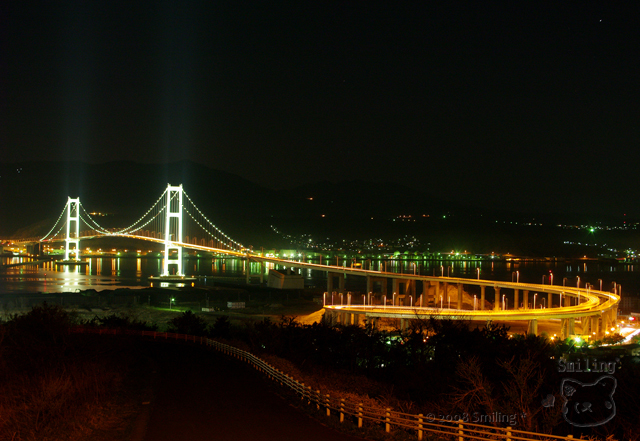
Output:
[{"xmin": 135, "ymin": 340, "xmax": 366, "ymax": 441}]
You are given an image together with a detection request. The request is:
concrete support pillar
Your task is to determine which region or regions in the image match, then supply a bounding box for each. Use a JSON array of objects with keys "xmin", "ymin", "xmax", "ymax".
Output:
[
  {"xmin": 422, "ymin": 281, "xmax": 430, "ymax": 306},
  {"xmin": 514, "ymin": 289, "xmax": 519, "ymax": 310},
  {"xmin": 326, "ymin": 310, "xmax": 337, "ymax": 326},
  {"xmin": 523, "ymin": 290, "xmax": 529, "ymax": 310},
  {"xmin": 480, "ymin": 285, "xmax": 486, "ymax": 311},
  {"xmin": 592, "ymin": 315, "xmax": 600, "ymax": 339},
  {"xmin": 560, "ymin": 318, "xmax": 567, "ymax": 340},
  {"xmin": 433, "ymin": 281, "xmax": 440, "ymax": 306},
  {"xmin": 400, "ymin": 318, "xmax": 406, "ymax": 331},
  {"xmin": 528, "ymin": 319, "xmax": 538, "ymax": 336},
  {"xmin": 457, "ymin": 283, "xmax": 463, "ymax": 309},
  {"xmin": 582, "ymin": 316, "xmax": 589, "ymax": 335},
  {"xmin": 443, "ymin": 282, "xmax": 449, "ymax": 306},
  {"xmin": 568, "ymin": 317, "xmax": 575, "ymax": 336},
  {"xmin": 392, "ymin": 279, "xmax": 400, "ymax": 305},
  {"xmin": 494, "ymin": 286, "xmax": 501, "ymax": 311},
  {"xmin": 548, "ymin": 292, "xmax": 553, "ymax": 309}
]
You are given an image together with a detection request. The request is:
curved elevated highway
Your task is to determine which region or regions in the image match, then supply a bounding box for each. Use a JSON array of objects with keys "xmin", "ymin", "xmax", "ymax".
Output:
[
  {"xmin": 247, "ymin": 256, "xmax": 620, "ymax": 340},
  {"xmin": 33, "ymin": 234, "xmax": 620, "ymax": 340}
]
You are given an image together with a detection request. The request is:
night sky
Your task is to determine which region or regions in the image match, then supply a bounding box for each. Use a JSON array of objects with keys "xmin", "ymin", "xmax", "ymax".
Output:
[{"xmin": 2, "ymin": 2, "xmax": 639, "ymax": 216}]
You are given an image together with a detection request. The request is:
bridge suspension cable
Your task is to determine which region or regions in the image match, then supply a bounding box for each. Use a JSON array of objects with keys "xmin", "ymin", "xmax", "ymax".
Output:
[
  {"xmin": 40, "ymin": 204, "xmax": 69, "ymax": 241},
  {"xmin": 78, "ymin": 203, "xmax": 112, "ymax": 235},
  {"xmin": 182, "ymin": 189, "xmax": 244, "ymax": 251},
  {"xmin": 112, "ymin": 188, "xmax": 169, "ymax": 235}
]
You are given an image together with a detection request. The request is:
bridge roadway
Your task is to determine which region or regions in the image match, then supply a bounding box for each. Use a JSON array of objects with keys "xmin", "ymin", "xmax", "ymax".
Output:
[
  {"xmin": 245, "ymin": 255, "xmax": 619, "ymax": 340},
  {"xmin": 34, "ymin": 234, "xmax": 621, "ymax": 339}
]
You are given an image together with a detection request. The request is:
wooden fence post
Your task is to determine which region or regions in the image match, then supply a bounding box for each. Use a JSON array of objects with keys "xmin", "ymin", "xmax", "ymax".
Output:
[
  {"xmin": 458, "ymin": 419, "xmax": 464, "ymax": 441},
  {"xmin": 340, "ymin": 399, "xmax": 345, "ymax": 423},
  {"xmin": 316, "ymin": 390, "xmax": 321, "ymax": 410},
  {"xmin": 418, "ymin": 414, "xmax": 423, "ymax": 441},
  {"xmin": 358, "ymin": 403, "xmax": 363, "ymax": 428},
  {"xmin": 385, "ymin": 408, "xmax": 391, "ymax": 433},
  {"xmin": 506, "ymin": 426, "xmax": 512, "ymax": 441},
  {"xmin": 326, "ymin": 394, "xmax": 331, "ymax": 416}
]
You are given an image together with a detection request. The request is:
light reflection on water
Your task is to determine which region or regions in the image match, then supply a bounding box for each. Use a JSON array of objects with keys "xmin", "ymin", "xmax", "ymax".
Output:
[{"xmin": 0, "ymin": 256, "xmax": 638, "ymax": 296}]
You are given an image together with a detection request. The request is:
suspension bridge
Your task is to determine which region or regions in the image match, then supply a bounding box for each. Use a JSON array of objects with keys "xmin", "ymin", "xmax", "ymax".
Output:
[
  {"xmin": 17, "ymin": 184, "xmax": 623, "ymax": 338},
  {"xmin": 39, "ymin": 184, "xmax": 247, "ymax": 276}
]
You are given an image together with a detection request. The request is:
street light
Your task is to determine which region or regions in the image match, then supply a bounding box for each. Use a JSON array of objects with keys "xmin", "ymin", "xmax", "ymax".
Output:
[
  {"xmin": 477, "ymin": 268, "xmax": 481, "ymax": 279},
  {"xmin": 549, "ymin": 271, "xmax": 553, "ymax": 285},
  {"xmin": 576, "ymin": 276, "xmax": 580, "ymax": 288}
]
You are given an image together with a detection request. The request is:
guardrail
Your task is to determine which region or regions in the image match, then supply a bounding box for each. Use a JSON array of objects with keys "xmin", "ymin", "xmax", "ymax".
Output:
[{"xmin": 70, "ymin": 327, "xmax": 578, "ymax": 441}]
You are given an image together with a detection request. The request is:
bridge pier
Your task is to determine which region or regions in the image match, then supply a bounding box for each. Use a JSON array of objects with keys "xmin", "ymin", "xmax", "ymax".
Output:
[
  {"xmin": 443, "ymin": 282, "xmax": 449, "ymax": 306},
  {"xmin": 522, "ymin": 290, "xmax": 529, "ymax": 310},
  {"xmin": 423, "ymin": 281, "xmax": 433, "ymax": 306},
  {"xmin": 591, "ymin": 315, "xmax": 601, "ymax": 339},
  {"xmin": 527, "ymin": 319, "xmax": 538, "ymax": 336},
  {"xmin": 560, "ymin": 318, "xmax": 576, "ymax": 340},
  {"xmin": 366, "ymin": 276, "xmax": 388, "ymax": 305},
  {"xmin": 480, "ymin": 285, "xmax": 485, "ymax": 310},
  {"xmin": 457, "ymin": 283, "xmax": 463, "ymax": 309},
  {"xmin": 494, "ymin": 286, "xmax": 500, "ymax": 311},
  {"xmin": 514, "ymin": 289, "xmax": 519, "ymax": 310},
  {"xmin": 327, "ymin": 272, "xmax": 345, "ymax": 295}
]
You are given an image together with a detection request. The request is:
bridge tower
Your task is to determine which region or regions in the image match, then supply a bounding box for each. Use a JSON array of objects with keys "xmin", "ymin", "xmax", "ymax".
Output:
[
  {"xmin": 64, "ymin": 197, "xmax": 80, "ymax": 261},
  {"xmin": 162, "ymin": 184, "xmax": 184, "ymax": 276}
]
